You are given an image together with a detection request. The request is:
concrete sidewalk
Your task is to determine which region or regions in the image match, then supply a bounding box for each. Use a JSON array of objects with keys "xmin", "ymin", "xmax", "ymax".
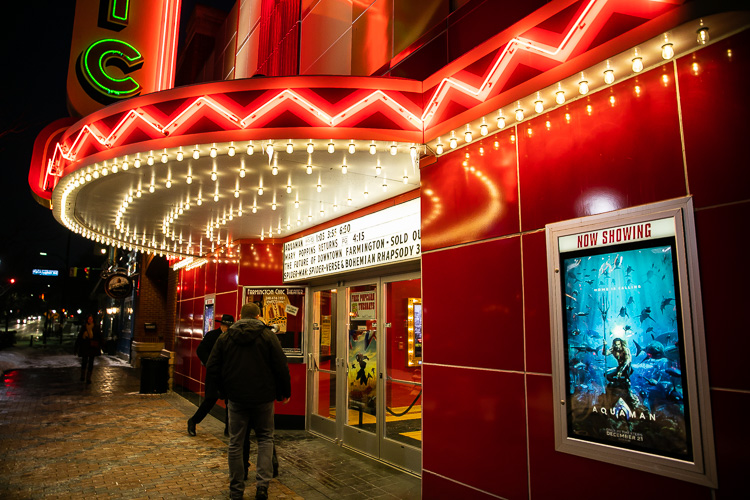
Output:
[{"xmin": 0, "ymin": 363, "xmax": 420, "ymax": 499}]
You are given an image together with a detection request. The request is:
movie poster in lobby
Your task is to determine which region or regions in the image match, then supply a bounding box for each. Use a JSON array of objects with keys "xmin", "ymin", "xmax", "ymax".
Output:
[
  {"xmin": 243, "ymin": 287, "xmax": 305, "ymax": 357},
  {"xmin": 347, "ymin": 289, "xmax": 377, "ymax": 415},
  {"xmin": 554, "ymin": 213, "xmax": 698, "ymax": 465},
  {"xmin": 347, "ymin": 322, "xmax": 377, "ymax": 415}
]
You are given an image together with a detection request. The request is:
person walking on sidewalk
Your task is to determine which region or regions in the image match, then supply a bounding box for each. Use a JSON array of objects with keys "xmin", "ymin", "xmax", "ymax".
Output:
[
  {"xmin": 206, "ymin": 303, "xmax": 290, "ymax": 500},
  {"xmin": 187, "ymin": 314, "xmax": 234, "ymax": 436},
  {"xmin": 74, "ymin": 314, "xmax": 104, "ymax": 383}
]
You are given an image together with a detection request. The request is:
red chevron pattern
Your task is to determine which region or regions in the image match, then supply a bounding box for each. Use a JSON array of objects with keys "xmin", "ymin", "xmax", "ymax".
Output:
[{"xmin": 36, "ymin": 0, "xmax": 680, "ymax": 198}]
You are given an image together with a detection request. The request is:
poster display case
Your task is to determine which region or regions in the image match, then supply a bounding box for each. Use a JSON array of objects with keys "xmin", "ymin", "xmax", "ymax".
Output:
[
  {"xmin": 546, "ymin": 197, "xmax": 716, "ymax": 487},
  {"xmin": 243, "ymin": 287, "xmax": 305, "ymax": 358}
]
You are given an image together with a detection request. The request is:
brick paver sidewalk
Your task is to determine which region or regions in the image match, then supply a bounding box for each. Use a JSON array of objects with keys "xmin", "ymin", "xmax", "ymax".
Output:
[
  {"xmin": 0, "ymin": 363, "xmax": 420, "ymax": 499},
  {"xmin": 0, "ymin": 366, "xmax": 299, "ymax": 499}
]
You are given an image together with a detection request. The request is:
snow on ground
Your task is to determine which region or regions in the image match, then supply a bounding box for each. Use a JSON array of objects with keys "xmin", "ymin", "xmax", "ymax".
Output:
[{"xmin": 0, "ymin": 337, "xmax": 131, "ymax": 374}]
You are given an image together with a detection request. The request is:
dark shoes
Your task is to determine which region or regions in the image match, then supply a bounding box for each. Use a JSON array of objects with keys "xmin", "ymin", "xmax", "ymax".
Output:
[
  {"xmin": 187, "ymin": 418, "xmax": 196, "ymax": 436},
  {"xmin": 255, "ymin": 486, "xmax": 268, "ymax": 500}
]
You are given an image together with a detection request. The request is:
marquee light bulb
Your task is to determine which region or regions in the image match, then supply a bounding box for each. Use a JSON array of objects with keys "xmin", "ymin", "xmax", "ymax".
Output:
[
  {"xmin": 632, "ymin": 57, "xmax": 644, "ymax": 73},
  {"xmin": 247, "ymin": 144, "xmax": 254, "ymax": 155},
  {"xmin": 306, "ymin": 142, "xmax": 314, "ymax": 154},
  {"xmin": 604, "ymin": 69, "xmax": 615, "ymax": 85},
  {"xmin": 497, "ymin": 116, "xmax": 506, "ymax": 129},
  {"xmin": 161, "ymin": 152, "xmax": 168, "ymax": 163},
  {"xmin": 214, "ymin": 193, "xmax": 219, "ymax": 202},
  {"xmin": 176, "ymin": 150, "xmax": 184, "ymax": 161},
  {"xmin": 147, "ymin": 155, "xmax": 154, "ymax": 166},
  {"xmin": 149, "ymin": 184, "xmax": 154, "ymax": 193},
  {"xmin": 193, "ymin": 147, "xmax": 200, "ymax": 159},
  {"xmin": 555, "ymin": 90, "xmax": 565, "ymax": 105},
  {"xmin": 369, "ymin": 142, "xmax": 377, "ymax": 154},
  {"xmin": 272, "ymin": 203, "xmax": 276, "ymax": 211},
  {"xmin": 272, "ymin": 165, "xmax": 278, "ymax": 175},
  {"xmin": 286, "ymin": 142, "xmax": 293, "ymax": 154},
  {"xmin": 111, "ymin": 164, "xmax": 118, "ymax": 173},
  {"xmin": 403, "ymin": 175, "xmax": 408, "ymax": 184},
  {"xmin": 341, "ymin": 164, "xmax": 347, "ymax": 174},
  {"xmin": 436, "ymin": 143, "xmax": 444, "ymax": 155},
  {"xmin": 306, "ymin": 164, "xmax": 313, "ymax": 174},
  {"xmin": 134, "ymin": 157, "xmax": 141, "ymax": 168},
  {"xmin": 239, "ymin": 167, "xmax": 246, "ymax": 178},
  {"xmin": 294, "ymin": 200, "xmax": 299, "ymax": 208},
  {"xmin": 122, "ymin": 160, "xmax": 129, "ymax": 170},
  {"xmin": 480, "ymin": 123, "xmax": 488, "ymax": 136},
  {"xmin": 316, "ymin": 184, "xmax": 322, "ymax": 192},
  {"xmin": 258, "ymin": 187, "xmax": 264, "ymax": 195},
  {"xmin": 382, "ymin": 182, "xmax": 387, "ymax": 191},
  {"xmin": 515, "ymin": 108, "xmax": 524, "ymax": 122},
  {"xmin": 327, "ymin": 142, "xmax": 335, "ymax": 153},
  {"xmin": 286, "ymin": 185, "xmax": 292, "ymax": 194},
  {"xmin": 449, "ymin": 136, "xmax": 458, "ymax": 149},
  {"xmin": 578, "ymin": 80, "xmax": 589, "ymax": 95},
  {"xmin": 252, "ymin": 205, "xmax": 257, "ymax": 213},
  {"xmin": 390, "ymin": 143, "xmax": 398, "ymax": 155},
  {"xmin": 464, "ymin": 130, "xmax": 472, "ymax": 142},
  {"xmin": 348, "ymin": 142, "xmax": 356, "ymax": 154},
  {"xmin": 197, "ymin": 197, "xmax": 202, "ymax": 206},
  {"xmin": 696, "ymin": 26, "xmax": 709, "ymax": 45},
  {"xmin": 210, "ymin": 146, "xmax": 217, "ymax": 158},
  {"xmin": 375, "ymin": 164, "xmax": 381, "ymax": 176},
  {"xmin": 661, "ymin": 43, "xmax": 674, "ymax": 60},
  {"xmin": 211, "ymin": 171, "xmax": 217, "ymax": 181},
  {"xmin": 266, "ymin": 143, "xmax": 274, "ymax": 156},
  {"xmin": 186, "ymin": 175, "xmax": 192, "ymax": 184},
  {"xmin": 234, "ymin": 189, "xmax": 240, "ymax": 198},
  {"xmin": 228, "ymin": 145, "xmax": 235, "ymax": 156},
  {"xmin": 165, "ymin": 179, "xmax": 171, "ymax": 188}
]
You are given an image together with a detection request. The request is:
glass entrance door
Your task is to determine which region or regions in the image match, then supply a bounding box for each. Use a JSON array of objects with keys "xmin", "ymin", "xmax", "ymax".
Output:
[
  {"xmin": 381, "ymin": 275, "xmax": 422, "ymax": 472},
  {"xmin": 342, "ymin": 282, "xmax": 379, "ymax": 456},
  {"xmin": 307, "ymin": 274, "xmax": 421, "ymax": 473},
  {"xmin": 308, "ymin": 288, "xmax": 339, "ymax": 439}
]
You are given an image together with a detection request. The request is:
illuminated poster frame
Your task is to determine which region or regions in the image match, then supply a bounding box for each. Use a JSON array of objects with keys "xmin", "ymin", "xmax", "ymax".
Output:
[
  {"xmin": 243, "ymin": 286, "xmax": 306, "ymax": 358},
  {"xmin": 546, "ymin": 197, "xmax": 716, "ymax": 487}
]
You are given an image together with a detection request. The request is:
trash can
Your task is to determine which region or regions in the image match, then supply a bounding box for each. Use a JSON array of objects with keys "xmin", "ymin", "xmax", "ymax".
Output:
[{"xmin": 140, "ymin": 356, "xmax": 169, "ymax": 394}]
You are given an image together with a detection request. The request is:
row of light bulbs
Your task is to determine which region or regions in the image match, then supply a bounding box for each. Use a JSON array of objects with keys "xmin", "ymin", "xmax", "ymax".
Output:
[
  {"xmin": 91, "ymin": 139, "xmax": 418, "ymax": 172},
  {"xmin": 434, "ymin": 24, "xmax": 711, "ymax": 154}
]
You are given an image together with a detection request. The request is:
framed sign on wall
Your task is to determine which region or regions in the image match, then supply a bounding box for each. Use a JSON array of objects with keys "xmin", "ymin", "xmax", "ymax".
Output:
[{"xmin": 546, "ymin": 197, "xmax": 716, "ymax": 487}]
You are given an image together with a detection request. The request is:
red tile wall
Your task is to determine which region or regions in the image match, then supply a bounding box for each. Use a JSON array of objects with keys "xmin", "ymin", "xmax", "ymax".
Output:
[
  {"xmin": 420, "ymin": 33, "xmax": 748, "ymax": 498},
  {"xmin": 174, "ymin": 241, "xmax": 305, "ymax": 416}
]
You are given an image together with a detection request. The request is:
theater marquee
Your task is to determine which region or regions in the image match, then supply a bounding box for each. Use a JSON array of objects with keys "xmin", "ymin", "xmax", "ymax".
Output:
[
  {"xmin": 546, "ymin": 197, "xmax": 717, "ymax": 487},
  {"xmin": 283, "ymin": 199, "xmax": 420, "ymax": 282}
]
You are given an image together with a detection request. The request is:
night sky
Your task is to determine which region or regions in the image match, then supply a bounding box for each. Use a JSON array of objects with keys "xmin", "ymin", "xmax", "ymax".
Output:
[
  {"xmin": 0, "ymin": 1, "xmax": 239, "ymax": 315},
  {"xmin": 0, "ymin": 1, "xmax": 93, "ymax": 311}
]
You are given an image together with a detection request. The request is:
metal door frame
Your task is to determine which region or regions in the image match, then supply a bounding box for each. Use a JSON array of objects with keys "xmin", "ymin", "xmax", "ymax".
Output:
[{"xmin": 306, "ymin": 273, "xmax": 422, "ymax": 473}]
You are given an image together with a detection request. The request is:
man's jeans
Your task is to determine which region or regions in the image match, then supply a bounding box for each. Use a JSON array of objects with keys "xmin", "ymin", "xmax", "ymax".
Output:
[{"xmin": 227, "ymin": 400, "xmax": 274, "ymax": 498}]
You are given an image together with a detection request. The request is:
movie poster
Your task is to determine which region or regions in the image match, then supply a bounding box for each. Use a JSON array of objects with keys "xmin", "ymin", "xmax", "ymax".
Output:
[
  {"xmin": 243, "ymin": 287, "xmax": 305, "ymax": 356},
  {"xmin": 559, "ymin": 225, "xmax": 692, "ymax": 461},
  {"xmin": 348, "ymin": 289, "xmax": 377, "ymax": 416},
  {"xmin": 348, "ymin": 322, "xmax": 377, "ymax": 416}
]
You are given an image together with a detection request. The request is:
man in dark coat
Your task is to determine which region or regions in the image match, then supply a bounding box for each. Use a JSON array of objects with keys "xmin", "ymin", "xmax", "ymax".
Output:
[
  {"xmin": 187, "ymin": 314, "xmax": 234, "ymax": 436},
  {"xmin": 206, "ymin": 303, "xmax": 290, "ymax": 500}
]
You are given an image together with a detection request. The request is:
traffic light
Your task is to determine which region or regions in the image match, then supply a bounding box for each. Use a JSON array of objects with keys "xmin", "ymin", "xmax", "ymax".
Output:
[
  {"xmin": 9, "ymin": 278, "xmax": 15, "ymax": 284},
  {"xmin": 84, "ymin": 267, "xmax": 90, "ymax": 279}
]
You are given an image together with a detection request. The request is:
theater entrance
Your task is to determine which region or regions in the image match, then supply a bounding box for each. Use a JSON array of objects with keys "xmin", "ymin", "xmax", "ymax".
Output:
[{"xmin": 307, "ymin": 273, "xmax": 422, "ymax": 474}]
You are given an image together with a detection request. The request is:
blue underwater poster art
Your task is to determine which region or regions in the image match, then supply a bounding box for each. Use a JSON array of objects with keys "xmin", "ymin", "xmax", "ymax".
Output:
[{"xmin": 560, "ymin": 238, "xmax": 692, "ymax": 461}]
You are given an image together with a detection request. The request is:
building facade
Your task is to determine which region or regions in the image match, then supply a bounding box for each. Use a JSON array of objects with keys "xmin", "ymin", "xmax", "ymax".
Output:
[{"xmin": 28, "ymin": 0, "xmax": 748, "ymax": 497}]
